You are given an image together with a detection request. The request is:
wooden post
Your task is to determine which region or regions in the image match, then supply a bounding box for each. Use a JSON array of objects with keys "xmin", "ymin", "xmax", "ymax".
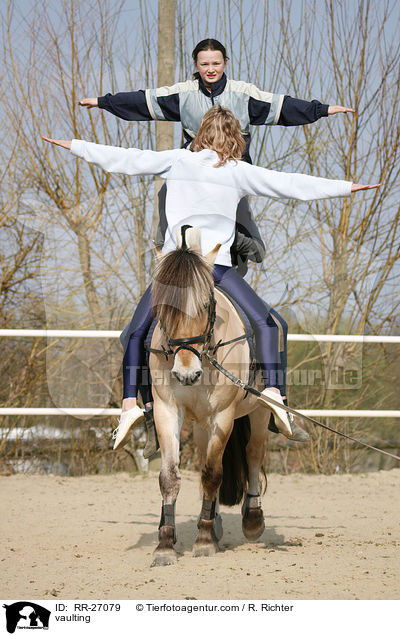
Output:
[{"xmin": 153, "ymin": 0, "xmax": 176, "ymax": 236}]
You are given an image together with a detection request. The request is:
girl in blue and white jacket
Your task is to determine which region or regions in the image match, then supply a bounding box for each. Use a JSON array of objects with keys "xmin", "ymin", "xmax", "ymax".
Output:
[{"xmin": 79, "ymin": 38, "xmax": 354, "ymax": 269}]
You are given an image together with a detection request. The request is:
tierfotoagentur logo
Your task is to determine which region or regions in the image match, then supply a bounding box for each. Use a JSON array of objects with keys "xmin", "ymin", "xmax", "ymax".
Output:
[{"xmin": 2, "ymin": 603, "xmax": 50, "ymax": 633}]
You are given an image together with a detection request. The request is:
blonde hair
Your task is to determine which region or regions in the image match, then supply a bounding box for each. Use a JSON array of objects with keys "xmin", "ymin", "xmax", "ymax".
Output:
[{"xmin": 192, "ymin": 105, "xmax": 246, "ymax": 166}]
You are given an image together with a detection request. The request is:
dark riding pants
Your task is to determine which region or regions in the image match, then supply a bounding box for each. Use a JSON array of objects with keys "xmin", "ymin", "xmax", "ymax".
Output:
[{"xmin": 122, "ymin": 265, "xmax": 287, "ymax": 400}]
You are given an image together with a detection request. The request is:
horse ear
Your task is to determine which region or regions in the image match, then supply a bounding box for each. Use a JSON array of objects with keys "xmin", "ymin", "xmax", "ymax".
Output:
[
  {"xmin": 185, "ymin": 228, "xmax": 202, "ymax": 252},
  {"xmin": 204, "ymin": 243, "xmax": 221, "ymax": 265},
  {"xmin": 153, "ymin": 242, "xmax": 163, "ymax": 262}
]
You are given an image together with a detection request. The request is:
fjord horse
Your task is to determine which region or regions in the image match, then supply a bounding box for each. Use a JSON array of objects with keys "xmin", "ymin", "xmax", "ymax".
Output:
[{"xmin": 149, "ymin": 230, "xmax": 269, "ymax": 567}]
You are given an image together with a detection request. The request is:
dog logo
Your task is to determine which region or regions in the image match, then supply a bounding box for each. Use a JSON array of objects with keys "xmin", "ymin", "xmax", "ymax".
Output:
[{"xmin": 2, "ymin": 602, "xmax": 50, "ymax": 633}]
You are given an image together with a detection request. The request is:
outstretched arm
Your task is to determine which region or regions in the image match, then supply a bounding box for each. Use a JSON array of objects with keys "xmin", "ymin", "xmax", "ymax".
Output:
[
  {"xmin": 239, "ymin": 162, "xmax": 379, "ymax": 200},
  {"xmin": 80, "ymin": 90, "xmax": 153, "ymax": 121},
  {"xmin": 248, "ymin": 88, "xmax": 355, "ymax": 128},
  {"xmin": 79, "ymin": 90, "xmax": 152, "ymax": 120},
  {"xmin": 79, "ymin": 83, "xmax": 182, "ymax": 123},
  {"xmin": 276, "ymin": 96, "xmax": 354, "ymax": 126},
  {"xmin": 42, "ymin": 137, "xmax": 180, "ymax": 177}
]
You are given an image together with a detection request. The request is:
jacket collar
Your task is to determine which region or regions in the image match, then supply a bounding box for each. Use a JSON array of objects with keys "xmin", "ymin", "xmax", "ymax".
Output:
[{"xmin": 198, "ymin": 73, "xmax": 227, "ymax": 98}]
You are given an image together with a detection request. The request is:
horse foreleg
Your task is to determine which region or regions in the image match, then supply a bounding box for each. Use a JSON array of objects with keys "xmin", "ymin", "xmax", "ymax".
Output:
[
  {"xmin": 151, "ymin": 401, "xmax": 181, "ymax": 568},
  {"xmin": 193, "ymin": 411, "xmax": 233, "ymax": 557},
  {"xmin": 242, "ymin": 407, "xmax": 267, "ymax": 542}
]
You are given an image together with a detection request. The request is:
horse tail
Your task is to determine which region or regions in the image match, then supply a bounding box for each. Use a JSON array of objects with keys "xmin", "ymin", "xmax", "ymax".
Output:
[{"xmin": 219, "ymin": 415, "xmax": 251, "ymax": 506}]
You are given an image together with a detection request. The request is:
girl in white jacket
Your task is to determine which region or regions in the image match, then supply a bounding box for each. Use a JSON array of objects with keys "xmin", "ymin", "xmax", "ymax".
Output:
[{"xmin": 43, "ymin": 106, "xmax": 379, "ymax": 454}]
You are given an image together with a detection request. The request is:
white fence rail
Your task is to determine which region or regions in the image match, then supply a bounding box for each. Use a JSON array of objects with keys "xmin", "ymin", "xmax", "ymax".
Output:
[
  {"xmin": 0, "ymin": 408, "xmax": 399, "ymax": 418},
  {"xmin": 1, "ymin": 329, "xmax": 399, "ymax": 419},
  {"xmin": 2, "ymin": 329, "xmax": 400, "ymax": 343}
]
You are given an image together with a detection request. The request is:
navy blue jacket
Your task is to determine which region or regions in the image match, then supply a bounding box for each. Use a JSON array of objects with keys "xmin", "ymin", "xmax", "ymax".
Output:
[{"xmin": 98, "ymin": 73, "xmax": 329, "ymax": 163}]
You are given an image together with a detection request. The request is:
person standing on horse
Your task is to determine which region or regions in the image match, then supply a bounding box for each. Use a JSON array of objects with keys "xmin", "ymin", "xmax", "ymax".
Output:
[
  {"xmin": 78, "ymin": 38, "xmax": 355, "ymax": 448},
  {"xmin": 43, "ymin": 107, "xmax": 379, "ymax": 455}
]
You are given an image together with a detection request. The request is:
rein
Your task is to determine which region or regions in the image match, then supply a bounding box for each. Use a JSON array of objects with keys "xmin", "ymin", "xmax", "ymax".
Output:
[{"xmin": 203, "ymin": 350, "xmax": 400, "ymax": 463}]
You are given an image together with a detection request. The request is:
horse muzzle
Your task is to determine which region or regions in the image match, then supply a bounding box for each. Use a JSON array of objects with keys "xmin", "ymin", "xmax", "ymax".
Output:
[
  {"xmin": 171, "ymin": 350, "xmax": 203, "ymax": 385},
  {"xmin": 172, "ymin": 368, "xmax": 203, "ymax": 385}
]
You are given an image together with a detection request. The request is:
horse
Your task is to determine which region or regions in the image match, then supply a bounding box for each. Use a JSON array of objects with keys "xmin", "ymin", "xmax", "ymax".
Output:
[{"xmin": 148, "ymin": 228, "xmax": 270, "ymax": 567}]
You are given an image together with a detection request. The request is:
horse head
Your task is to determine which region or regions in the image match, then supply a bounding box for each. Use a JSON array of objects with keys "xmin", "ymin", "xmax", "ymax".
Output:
[{"xmin": 152, "ymin": 227, "xmax": 220, "ymax": 386}]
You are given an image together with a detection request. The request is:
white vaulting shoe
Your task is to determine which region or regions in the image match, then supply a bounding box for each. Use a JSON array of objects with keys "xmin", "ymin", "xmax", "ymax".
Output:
[
  {"xmin": 257, "ymin": 389, "xmax": 292, "ymax": 437},
  {"xmin": 112, "ymin": 406, "xmax": 145, "ymax": 451}
]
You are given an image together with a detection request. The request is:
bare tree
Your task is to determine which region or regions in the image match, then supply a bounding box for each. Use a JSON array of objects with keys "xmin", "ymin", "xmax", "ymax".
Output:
[
  {"xmin": 2, "ymin": 0, "xmax": 161, "ymax": 415},
  {"xmin": 1, "ymin": 0, "xmax": 399, "ymax": 473}
]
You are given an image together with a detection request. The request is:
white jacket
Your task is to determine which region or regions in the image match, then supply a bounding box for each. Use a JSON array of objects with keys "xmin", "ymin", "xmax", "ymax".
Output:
[{"xmin": 70, "ymin": 141, "xmax": 352, "ymax": 267}]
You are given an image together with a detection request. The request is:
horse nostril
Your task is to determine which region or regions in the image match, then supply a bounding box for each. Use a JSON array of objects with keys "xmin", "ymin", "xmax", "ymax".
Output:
[{"xmin": 193, "ymin": 370, "xmax": 203, "ymax": 382}]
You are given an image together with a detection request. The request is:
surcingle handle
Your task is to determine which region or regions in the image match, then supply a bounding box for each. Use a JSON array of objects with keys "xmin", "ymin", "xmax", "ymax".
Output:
[{"xmin": 180, "ymin": 224, "xmax": 193, "ymax": 250}]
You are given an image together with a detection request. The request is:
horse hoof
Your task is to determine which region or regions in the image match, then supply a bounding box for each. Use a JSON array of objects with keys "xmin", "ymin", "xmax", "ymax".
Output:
[
  {"xmin": 193, "ymin": 542, "xmax": 218, "ymax": 558},
  {"xmin": 242, "ymin": 508, "xmax": 265, "ymax": 542},
  {"xmin": 151, "ymin": 549, "xmax": 178, "ymax": 567},
  {"xmin": 194, "ymin": 518, "xmax": 219, "ymax": 557}
]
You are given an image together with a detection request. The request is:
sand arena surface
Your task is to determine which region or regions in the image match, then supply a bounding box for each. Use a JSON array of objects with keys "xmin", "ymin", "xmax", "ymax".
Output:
[{"xmin": 1, "ymin": 469, "xmax": 399, "ymax": 600}]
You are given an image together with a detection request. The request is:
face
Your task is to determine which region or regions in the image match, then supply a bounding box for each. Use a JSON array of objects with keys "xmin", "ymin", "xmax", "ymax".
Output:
[{"xmin": 194, "ymin": 50, "xmax": 227, "ymax": 87}]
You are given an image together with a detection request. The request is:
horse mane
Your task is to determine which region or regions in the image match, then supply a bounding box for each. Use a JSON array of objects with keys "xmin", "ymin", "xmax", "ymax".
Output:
[{"xmin": 152, "ymin": 247, "xmax": 214, "ymax": 334}]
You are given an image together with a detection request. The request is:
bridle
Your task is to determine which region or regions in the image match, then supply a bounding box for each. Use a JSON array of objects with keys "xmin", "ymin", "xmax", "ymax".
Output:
[
  {"xmin": 147, "ymin": 284, "xmax": 251, "ymax": 362},
  {"xmin": 147, "ymin": 290, "xmax": 218, "ymax": 361}
]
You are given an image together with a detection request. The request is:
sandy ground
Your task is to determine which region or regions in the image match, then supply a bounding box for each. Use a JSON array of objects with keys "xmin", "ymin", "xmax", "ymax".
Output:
[{"xmin": 1, "ymin": 468, "xmax": 399, "ymax": 600}]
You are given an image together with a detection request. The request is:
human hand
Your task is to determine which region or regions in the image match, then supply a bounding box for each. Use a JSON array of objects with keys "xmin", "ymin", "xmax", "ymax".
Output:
[
  {"xmin": 42, "ymin": 137, "xmax": 72, "ymax": 150},
  {"xmin": 328, "ymin": 105, "xmax": 355, "ymax": 115},
  {"xmin": 351, "ymin": 183, "xmax": 381, "ymax": 192},
  {"xmin": 78, "ymin": 97, "xmax": 98, "ymax": 109}
]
